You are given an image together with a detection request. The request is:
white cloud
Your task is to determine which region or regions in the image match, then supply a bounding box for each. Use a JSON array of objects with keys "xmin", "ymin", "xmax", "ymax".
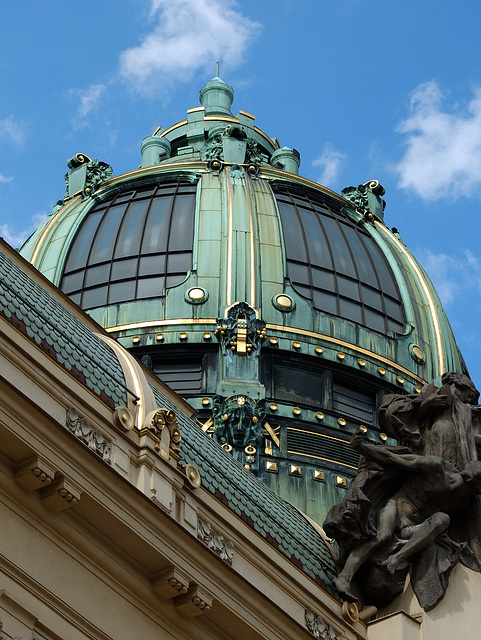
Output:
[
  {"xmin": 119, "ymin": 0, "xmax": 261, "ymax": 94},
  {"xmin": 0, "ymin": 223, "xmax": 31, "ymax": 248},
  {"xmin": 69, "ymin": 84, "xmax": 107, "ymax": 129},
  {"xmin": 0, "ymin": 115, "xmax": 25, "ymax": 146},
  {"xmin": 417, "ymin": 248, "xmax": 481, "ymax": 306},
  {"xmin": 0, "ymin": 213, "xmax": 48, "ymax": 249},
  {"xmin": 0, "ymin": 174, "xmax": 13, "ymax": 183},
  {"xmin": 312, "ymin": 144, "xmax": 346, "ymax": 187},
  {"xmin": 396, "ymin": 81, "xmax": 481, "ymax": 200}
]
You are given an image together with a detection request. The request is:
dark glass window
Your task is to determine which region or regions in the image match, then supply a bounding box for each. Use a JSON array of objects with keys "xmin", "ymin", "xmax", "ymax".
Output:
[
  {"xmin": 60, "ymin": 180, "xmax": 197, "ymax": 309},
  {"xmin": 332, "ymin": 382, "xmax": 374, "ymax": 424},
  {"xmin": 272, "ymin": 182, "xmax": 405, "ymax": 335},
  {"xmin": 272, "ymin": 361, "xmax": 325, "ymax": 408},
  {"xmin": 149, "ymin": 348, "xmax": 218, "ymax": 396}
]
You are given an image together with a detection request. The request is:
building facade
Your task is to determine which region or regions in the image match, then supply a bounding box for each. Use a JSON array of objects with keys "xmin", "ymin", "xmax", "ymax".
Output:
[{"xmin": 0, "ymin": 72, "xmax": 478, "ymax": 639}]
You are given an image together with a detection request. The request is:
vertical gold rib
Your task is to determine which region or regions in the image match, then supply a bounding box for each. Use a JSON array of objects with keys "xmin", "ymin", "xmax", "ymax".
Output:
[
  {"xmin": 375, "ymin": 221, "xmax": 445, "ymax": 375},
  {"xmin": 225, "ymin": 172, "xmax": 233, "ymax": 306},
  {"xmin": 31, "ymin": 196, "xmax": 81, "ymax": 266},
  {"xmin": 246, "ymin": 179, "xmax": 256, "ymax": 308}
]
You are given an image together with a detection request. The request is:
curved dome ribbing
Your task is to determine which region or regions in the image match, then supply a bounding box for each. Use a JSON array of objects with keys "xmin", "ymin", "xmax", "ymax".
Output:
[{"xmin": 19, "ymin": 74, "xmax": 468, "ymax": 526}]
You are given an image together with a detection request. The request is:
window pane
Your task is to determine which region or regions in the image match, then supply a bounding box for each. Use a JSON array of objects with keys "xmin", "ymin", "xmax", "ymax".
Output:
[
  {"xmin": 137, "ymin": 277, "xmax": 165, "ymax": 299},
  {"xmin": 139, "ymin": 254, "xmax": 166, "ymax": 276},
  {"xmin": 141, "ymin": 196, "xmax": 172, "ymax": 254},
  {"xmin": 82, "ymin": 286, "xmax": 108, "ymax": 308},
  {"xmin": 168, "ymin": 192, "xmax": 195, "ymax": 251},
  {"xmin": 321, "ymin": 217, "xmax": 356, "ymax": 277},
  {"xmin": 64, "ymin": 211, "xmax": 103, "ymax": 271},
  {"xmin": 298, "ymin": 207, "xmax": 333, "ymax": 269},
  {"xmin": 111, "ymin": 258, "xmax": 138, "ymax": 281},
  {"xmin": 62, "ymin": 271, "xmax": 84, "ymax": 293},
  {"xmin": 114, "ymin": 200, "xmax": 149, "ymax": 258},
  {"xmin": 89, "ymin": 205, "xmax": 125, "ymax": 265},
  {"xmin": 85, "ymin": 263, "xmax": 110, "ymax": 287},
  {"xmin": 109, "ymin": 280, "xmax": 136, "ymax": 304},
  {"xmin": 277, "ymin": 202, "xmax": 307, "ymax": 262}
]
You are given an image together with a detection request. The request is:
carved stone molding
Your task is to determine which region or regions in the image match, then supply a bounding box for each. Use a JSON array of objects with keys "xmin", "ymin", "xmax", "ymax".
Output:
[
  {"xmin": 66, "ymin": 407, "xmax": 111, "ymax": 463},
  {"xmin": 197, "ymin": 519, "xmax": 234, "ymax": 565},
  {"xmin": 305, "ymin": 609, "xmax": 340, "ymax": 640}
]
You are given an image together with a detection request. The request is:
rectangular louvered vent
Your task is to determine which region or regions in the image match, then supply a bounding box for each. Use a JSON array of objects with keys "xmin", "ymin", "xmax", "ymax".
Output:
[
  {"xmin": 153, "ymin": 361, "xmax": 203, "ymax": 395},
  {"xmin": 287, "ymin": 428, "xmax": 360, "ymax": 469}
]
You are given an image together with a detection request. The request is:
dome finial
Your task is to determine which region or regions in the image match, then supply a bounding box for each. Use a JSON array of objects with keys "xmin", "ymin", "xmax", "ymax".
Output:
[{"xmin": 199, "ymin": 65, "xmax": 234, "ymax": 116}]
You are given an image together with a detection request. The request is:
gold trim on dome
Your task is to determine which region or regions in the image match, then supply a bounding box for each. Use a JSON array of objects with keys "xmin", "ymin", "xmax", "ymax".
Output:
[
  {"xmin": 245, "ymin": 173, "xmax": 257, "ymax": 307},
  {"xmin": 187, "ymin": 107, "xmax": 205, "ymax": 114},
  {"xmin": 374, "ymin": 221, "xmax": 445, "ymax": 375},
  {"xmin": 103, "ymin": 162, "xmax": 208, "ymax": 185},
  {"xmin": 238, "ymin": 110, "xmax": 255, "ymax": 119},
  {"xmin": 253, "ymin": 126, "xmax": 277, "ymax": 149},
  {"xmin": 204, "ymin": 116, "xmax": 240, "ymax": 123},
  {"xmin": 287, "ymin": 449, "xmax": 357, "ymax": 471},
  {"xmin": 225, "ymin": 171, "xmax": 234, "ymax": 306},
  {"xmin": 107, "ymin": 318, "xmax": 426, "ymax": 383},
  {"xmin": 31, "ymin": 195, "xmax": 82, "ymax": 266},
  {"xmin": 287, "ymin": 427, "xmax": 350, "ymax": 445},
  {"xmin": 260, "ymin": 167, "xmax": 348, "ymax": 205},
  {"xmin": 106, "ymin": 318, "xmax": 217, "ymax": 332},
  {"xmin": 158, "ymin": 120, "xmax": 188, "ymax": 137},
  {"xmin": 266, "ymin": 323, "xmax": 427, "ymax": 384}
]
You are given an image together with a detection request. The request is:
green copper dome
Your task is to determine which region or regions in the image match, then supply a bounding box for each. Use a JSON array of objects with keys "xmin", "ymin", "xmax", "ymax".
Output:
[{"xmin": 20, "ymin": 74, "xmax": 467, "ymax": 526}]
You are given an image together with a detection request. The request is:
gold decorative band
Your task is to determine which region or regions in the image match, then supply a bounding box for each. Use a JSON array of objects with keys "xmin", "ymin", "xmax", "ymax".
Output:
[{"xmin": 106, "ymin": 318, "xmax": 426, "ymax": 384}]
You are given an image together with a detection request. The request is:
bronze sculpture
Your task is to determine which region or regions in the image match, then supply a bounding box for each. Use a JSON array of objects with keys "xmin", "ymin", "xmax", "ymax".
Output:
[{"xmin": 324, "ymin": 372, "xmax": 481, "ymax": 611}]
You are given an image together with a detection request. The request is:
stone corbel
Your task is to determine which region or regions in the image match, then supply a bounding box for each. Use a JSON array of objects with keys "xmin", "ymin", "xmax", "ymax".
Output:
[
  {"xmin": 14, "ymin": 456, "xmax": 55, "ymax": 492},
  {"xmin": 173, "ymin": 585, "xmax": 213, "ymax": 618},
  {"xmin": 40, "ymin": 476, "xmax": 81, "ymax": 512},
  {"xmin": 152, "ymin": 566, "xmax": 190, "ymax": 599}
]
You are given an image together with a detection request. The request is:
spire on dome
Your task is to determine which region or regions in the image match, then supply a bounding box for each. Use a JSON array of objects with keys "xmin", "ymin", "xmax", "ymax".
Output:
[{"xmin": 199, "ymin": 62, "xmax": 234, "ymax": 116}]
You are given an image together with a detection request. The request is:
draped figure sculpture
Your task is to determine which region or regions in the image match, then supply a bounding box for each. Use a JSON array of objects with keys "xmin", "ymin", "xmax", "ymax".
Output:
[{"xmin": 324, "ymin": 372, "xmax": 481, "ymax": 611}]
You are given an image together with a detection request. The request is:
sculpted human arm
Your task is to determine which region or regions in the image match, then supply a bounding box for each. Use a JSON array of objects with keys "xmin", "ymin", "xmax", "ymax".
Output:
[{"xmin": 351, "ymin": 430, "xmax": 421, "ymax": 470}]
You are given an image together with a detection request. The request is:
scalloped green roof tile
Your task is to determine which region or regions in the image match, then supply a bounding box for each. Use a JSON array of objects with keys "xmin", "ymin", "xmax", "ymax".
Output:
[
  {"xmin": 149, "ymin": 383, "xmax": 337, "ymax": 595},
  {"xmin": 0, "ymin": 250, "xmax": 128, "ymax": 410}
]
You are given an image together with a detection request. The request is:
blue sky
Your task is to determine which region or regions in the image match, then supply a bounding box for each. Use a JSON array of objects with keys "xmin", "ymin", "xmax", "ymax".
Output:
[{"xmin": 1, "ymin": 0, "xmax": 481, "ymax": 388}]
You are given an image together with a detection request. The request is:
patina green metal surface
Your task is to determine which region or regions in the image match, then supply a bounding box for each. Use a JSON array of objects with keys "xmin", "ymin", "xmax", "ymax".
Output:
[{"xmin": 19, "ymin": 72, "xmax": 468, "ymax": 529}]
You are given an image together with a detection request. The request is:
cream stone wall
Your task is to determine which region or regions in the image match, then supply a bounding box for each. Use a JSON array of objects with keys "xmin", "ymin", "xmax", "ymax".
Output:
[
  {"xmin": 368, "ymin": 566, "xmax": 481, "ymax": 640},
  {"xmin": 0, "ymin": 246, "xmax": 366, "ymax": 640}
]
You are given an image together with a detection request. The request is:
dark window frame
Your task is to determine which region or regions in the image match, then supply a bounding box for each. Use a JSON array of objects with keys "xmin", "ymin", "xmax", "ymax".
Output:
[
  {"xmin": 61, "ymin": 180, "xmax": 197, "ymax": 309},
  {"xmin": 272, "ymin": 182, "xmax": 406, "ymax": 335}
]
